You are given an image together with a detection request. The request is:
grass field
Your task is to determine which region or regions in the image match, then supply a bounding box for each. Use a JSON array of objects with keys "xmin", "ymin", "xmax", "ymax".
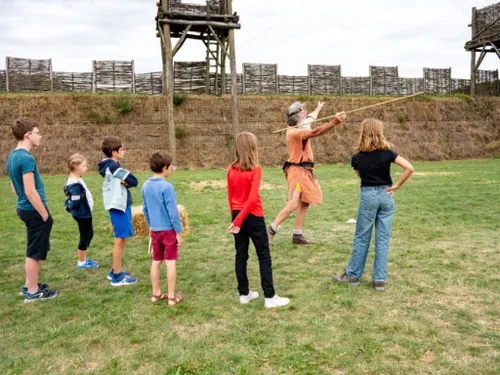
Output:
[{"xmin": 0, "ymin": 159, "xmax": 499, "ymax": 375}]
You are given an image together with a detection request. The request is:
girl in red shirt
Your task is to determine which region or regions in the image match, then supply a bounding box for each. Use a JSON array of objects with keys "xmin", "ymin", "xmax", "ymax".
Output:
[{"xmin": 227, "ymin": 132, "xmax": 290, "ymax": 309}]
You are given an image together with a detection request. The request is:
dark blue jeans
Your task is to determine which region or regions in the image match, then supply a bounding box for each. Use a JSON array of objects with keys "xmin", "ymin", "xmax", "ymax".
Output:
[
  {"xmin": 232, "ymin": 211, "xmax": 275, "ymax": 298},
  {"xmin": 346, "ymin": 186, "xmax": 395, "ymax": 281}
]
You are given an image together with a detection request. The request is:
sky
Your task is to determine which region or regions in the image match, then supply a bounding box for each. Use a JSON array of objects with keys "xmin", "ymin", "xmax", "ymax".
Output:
[{"xmin": 0, "ymin": 0, "xmax": 498, "ymax": 79}]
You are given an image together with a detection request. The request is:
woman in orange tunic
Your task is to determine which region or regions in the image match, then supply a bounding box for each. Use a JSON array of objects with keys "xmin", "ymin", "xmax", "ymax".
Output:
[{"xmin": 267, "ymin": 102, "xmax": 346, "ymax": 244}]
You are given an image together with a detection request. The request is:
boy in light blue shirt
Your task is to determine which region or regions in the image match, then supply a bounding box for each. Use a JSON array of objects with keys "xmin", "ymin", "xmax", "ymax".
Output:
[{"xmin": 142, "ymin": 151, "xmax": 184, "ymax": 305}]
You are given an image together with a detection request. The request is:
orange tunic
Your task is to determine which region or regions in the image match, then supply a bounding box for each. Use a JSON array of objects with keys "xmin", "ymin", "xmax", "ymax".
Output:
[{"xmin": 285, "ymin": 128, "xmax": 322, "ymax": 205}]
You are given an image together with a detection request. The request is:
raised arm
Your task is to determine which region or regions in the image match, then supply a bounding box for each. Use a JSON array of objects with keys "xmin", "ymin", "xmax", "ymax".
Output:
[
  {"xmin": 385, "ymin": 156, "xmax": 414, "ymax": 196},
  {"xmin": 302, "ymin": 112, "xmax": 347, "ymax": 140},
  {"xmin": 307, "ymin": 101, "xmax": 324, "ymax": 120}
]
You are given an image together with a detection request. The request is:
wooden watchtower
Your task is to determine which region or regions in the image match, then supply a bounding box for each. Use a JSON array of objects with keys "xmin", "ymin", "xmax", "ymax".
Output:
[
  {"xmin": 156, "ymin": 0, "xmax": 241, "ymax": 162},
  {"xmin": 465, "ymin": 3, "xmax": 500, "ymax": 96}
]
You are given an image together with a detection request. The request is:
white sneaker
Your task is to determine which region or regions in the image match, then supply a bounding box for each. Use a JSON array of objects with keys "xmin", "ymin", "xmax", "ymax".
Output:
[
  {"xmin": 264, "ymin": 294, "xmax": 290, "ymax": 308},
  {"xmin": 239, "ymin": 291, "xmax": 259, "ymax": 304}
]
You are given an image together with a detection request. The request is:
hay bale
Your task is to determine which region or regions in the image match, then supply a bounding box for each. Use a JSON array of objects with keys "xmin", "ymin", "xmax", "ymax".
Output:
[
  {"xmin": 131, "ymin": 205, "xmax": 149, "ymax": 237},
  {"xmin": 177, "ymin": 204, "xmax": 190, "ymax": 236},
  {"xmin": 129, "ymin": 204, "xmax": 191, "ymax": 240}
]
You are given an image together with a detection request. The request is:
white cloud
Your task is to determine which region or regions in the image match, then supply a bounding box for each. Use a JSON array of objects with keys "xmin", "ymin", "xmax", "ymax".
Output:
[{"xmin": 0, "ymin": 0, "xmax": 498, "ymax": 78}]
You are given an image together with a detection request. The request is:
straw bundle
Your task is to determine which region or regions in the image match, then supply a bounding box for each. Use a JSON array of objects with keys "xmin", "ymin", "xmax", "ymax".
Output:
[
  {"xmin": 108, "ymin": 204, "xmax": 189, "ymax": 239},
  {"xmin": 131, "ymin": 206, "xmax": 149, "ymax": 237}
]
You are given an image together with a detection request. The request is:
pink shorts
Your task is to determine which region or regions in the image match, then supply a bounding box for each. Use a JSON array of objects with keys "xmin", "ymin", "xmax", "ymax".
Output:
[{"xmin": 151, "ymin": 229, "xmax": 178, "ymax": 261}]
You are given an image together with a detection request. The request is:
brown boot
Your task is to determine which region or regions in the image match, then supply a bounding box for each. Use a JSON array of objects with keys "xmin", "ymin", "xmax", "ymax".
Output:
[{"xmin": 292, "ymin": 234, "xmax": 315, "ymax": 245}]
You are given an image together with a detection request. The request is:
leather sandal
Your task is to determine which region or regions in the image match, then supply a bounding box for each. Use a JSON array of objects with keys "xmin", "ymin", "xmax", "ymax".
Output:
[
  {"xmin": 168, "ymin": 292, "xmax": 184, "ymax": 306},
  {"xmin": 151, "ymin": 292, "xmax": 168, "ymax": 303}
]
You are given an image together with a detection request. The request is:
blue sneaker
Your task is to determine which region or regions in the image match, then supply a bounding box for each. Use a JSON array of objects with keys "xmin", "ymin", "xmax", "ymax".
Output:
[
  {"xmin": 77, "ymin": 259, "xmax": 99, "ymax": 269},
  {"xmin": 106, "ymin": 269, "xmax": 130, "ymax": 281},
  {"xmin": 106, "ymin": 268, "xmax": 130, "ymax": 281},
  {"xmin": 24, "ymin": 288, "xmax": 58, "ymax": 303},
  {"xmin": 19, "ymin": 283, "xmax": 49, "ymax": 296},
  {"xmin": 110, "ymin": 272, "xmax": 138, "ymax": 287}
]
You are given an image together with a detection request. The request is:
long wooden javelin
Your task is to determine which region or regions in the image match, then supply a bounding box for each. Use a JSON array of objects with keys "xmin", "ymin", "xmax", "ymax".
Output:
[{"xmin": 272, "ymin": 92, "xmax": 425, "ymax": 134}]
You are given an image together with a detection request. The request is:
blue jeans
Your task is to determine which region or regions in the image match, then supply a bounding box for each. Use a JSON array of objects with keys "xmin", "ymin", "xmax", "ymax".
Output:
[{"xmin": 346, "ymin": 186, "xmax": 395, "ymax": 281}]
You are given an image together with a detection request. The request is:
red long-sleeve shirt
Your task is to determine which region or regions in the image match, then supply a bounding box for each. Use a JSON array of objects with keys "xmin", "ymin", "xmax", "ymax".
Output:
[{"xmin": 227, "ymin": 165, "xmax": 264, "ymax": 228}]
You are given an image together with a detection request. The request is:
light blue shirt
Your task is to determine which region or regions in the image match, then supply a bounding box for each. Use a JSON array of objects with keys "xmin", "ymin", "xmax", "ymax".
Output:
[{"xmin": 141, "ymin": 177, "xmax": 183, "ymax": 233}]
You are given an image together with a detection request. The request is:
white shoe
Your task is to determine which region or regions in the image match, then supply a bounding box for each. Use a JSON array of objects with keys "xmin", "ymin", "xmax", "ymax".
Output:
[
  {"xmin": 264, "ymin": 294, "xmax": 290, "ymax": 308},
  {"xmin": 239, "ymin": 291, "xmax": 259, "ymax": 304}
]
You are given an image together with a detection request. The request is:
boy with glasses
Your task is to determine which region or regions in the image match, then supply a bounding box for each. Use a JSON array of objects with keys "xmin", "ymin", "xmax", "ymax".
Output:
[{"xmin": 7, "ymin": 117, "xmax": 58, "ymax": 302}]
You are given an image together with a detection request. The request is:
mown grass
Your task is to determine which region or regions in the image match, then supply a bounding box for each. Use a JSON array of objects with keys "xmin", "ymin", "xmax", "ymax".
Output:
[{"xmin": 0, "ymin": 160, "xmax": 499, "ymax": 375}]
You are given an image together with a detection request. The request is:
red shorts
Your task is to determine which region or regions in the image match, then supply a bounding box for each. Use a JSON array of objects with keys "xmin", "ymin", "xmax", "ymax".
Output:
[{"xmin": 151, "ymin": 229, "xmax": 178, "ymax": 261}]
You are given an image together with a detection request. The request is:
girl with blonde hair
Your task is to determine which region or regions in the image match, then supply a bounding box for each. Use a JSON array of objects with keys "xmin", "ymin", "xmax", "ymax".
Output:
[
  {"xmin": 64, "ymin": 153, "xmax": 98, "ymax": 269},
  {"xmin": 333, "ymin": 119, "xmax": 414, "ymax": 290},
  {"xmin": 227, "ymin": 132, "xmax": 290, "ymax": 308}
]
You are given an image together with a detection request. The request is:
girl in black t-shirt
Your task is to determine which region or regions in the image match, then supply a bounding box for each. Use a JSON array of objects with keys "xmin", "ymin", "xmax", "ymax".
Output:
[{"xmin": 333, "ymin": 118, "xmax": 414, "ymax": 290}]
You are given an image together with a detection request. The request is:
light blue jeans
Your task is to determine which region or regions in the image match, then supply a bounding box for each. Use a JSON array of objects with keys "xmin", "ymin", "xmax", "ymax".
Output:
[{"xmin": 346, "ymin": 186, "xmax": 395, "ymax": 282}]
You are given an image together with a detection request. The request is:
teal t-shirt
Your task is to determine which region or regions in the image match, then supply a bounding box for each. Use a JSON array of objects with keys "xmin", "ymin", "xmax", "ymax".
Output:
[{"xmin": 6, "ymin": 148, "xmax": 47, "ymax": 211}]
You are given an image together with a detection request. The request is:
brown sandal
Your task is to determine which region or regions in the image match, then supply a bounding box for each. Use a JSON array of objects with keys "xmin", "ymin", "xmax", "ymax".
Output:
[
  {"xmin": 151, "ymin": 292, "xmax": 168, "ymax": 303},
  {"xmin": 168, "ymin": 292, "xmax": 184, "ymax": 306}
]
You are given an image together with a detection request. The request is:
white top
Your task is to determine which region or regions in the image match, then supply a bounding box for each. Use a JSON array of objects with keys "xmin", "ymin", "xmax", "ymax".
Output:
[{"xmin": 66, "ymin": 176, "xmax": 94, "ymax": 212}]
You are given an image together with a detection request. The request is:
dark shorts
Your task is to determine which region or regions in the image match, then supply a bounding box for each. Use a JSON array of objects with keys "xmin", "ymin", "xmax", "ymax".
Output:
[
  {"xmin": 17, "ymin": 208, "xmax": 54, "ymax": 260},
  {"xmin": 151, "ymin": 229, "xmax": 178, "ymax": 261},
  {"xmin": 109, "ymin": 206, "xmax": 134, "ymax": 239}
]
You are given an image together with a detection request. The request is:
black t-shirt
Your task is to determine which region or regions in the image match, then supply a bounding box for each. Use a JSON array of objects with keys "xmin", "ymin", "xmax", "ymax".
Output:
[{"xmin": 351, "ymin": 150, "xmax": 398, "ymax": 187}]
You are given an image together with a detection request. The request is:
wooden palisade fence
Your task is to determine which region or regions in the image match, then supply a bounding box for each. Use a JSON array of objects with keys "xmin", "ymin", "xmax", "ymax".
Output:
[{"xmin": 1, "ymin": 56, "xmax": 499, "ymax": 96}]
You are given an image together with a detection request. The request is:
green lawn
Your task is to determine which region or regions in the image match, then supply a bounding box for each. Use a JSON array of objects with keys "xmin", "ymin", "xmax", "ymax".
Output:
[{"xmin": 0, "ymin": 160, "xmax": 499, "ymax": 375}]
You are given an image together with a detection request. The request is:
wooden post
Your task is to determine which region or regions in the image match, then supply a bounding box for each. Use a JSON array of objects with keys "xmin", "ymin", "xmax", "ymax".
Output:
[
  {"xmin": 275, "ymin": 64, "xmax": 278, "ymax": 93},
  {"xmin": 6, "ymin": 56, "xmax": 10, "ymax": 92},
  {"xmin": 205, "ymin": 31, "xmax": 211, "ymax": 94},
  {"xmin": 227, "ymin": 0, "xmax": 239, "ymax": 135},
  {"xmin": 448, "ymin": 67, "xmax": 452, "ymax": 93},
  {"xmin": 339, "ymin": 65, "xmax": 343, "ymax": 95},
  {"xmin": 162, "ymin": 0, "xmax": 178, "ymax": 163},
  {"xmin": 497, "ymin": 69, "xmax": 499, "ymax": 96},
  {"xmin": 92, "ymin": 60, "xmax": 96, "ymax": 93},
  {"xmin": 112, "ymin": 61, "xmax": 116, "ymax": 92},
  {"xmin": 49, "ymin": 58, "xmax": 54, "ymax": 92},
  {"xmin": 307, "ymin": 64, "xmax": 312, "ymax": 94},
  {"xmin": 471, "ymin": 7, "xmax": 477, "ymax": 96},
  {"xmin": 131, "ymin": 60, "xmax": 136, "ymax": 93},
  {"xmin": 220, "ymin": 37, "xmax": 227, "ymax": 95},
  {"xmin": 369, "ymin": 65, "xmax": 373, "ymax": 95}
]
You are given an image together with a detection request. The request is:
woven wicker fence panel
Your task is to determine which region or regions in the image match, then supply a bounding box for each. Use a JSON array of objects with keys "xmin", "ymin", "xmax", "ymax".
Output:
[
  {"xmin": 243, "ymin": 63, "xmax": 278, "ymax": 94},
  {"xmin": 209, "ymin": 73, "xmax": 243, "ymax": 94},
  {"xmin": 0, "ymin": 70, "xmax": 5, "ymax": 91},
  {"xmin": 398, "ymin": 78, "xmax": 419, "ymax": 95},
  {"xmin": 135, "ymin": 72, "xmax": 163, "ymax": 95},
  {"xmin": 476, "ymin": 69, "xmax": 498, "ymax": 83},
  {"xmin": 169, "ymin": 0, "xmax": 220, "ymax": 15},
  {"xmin": 475, "ymin": 70, "xmax": 499, "ymax": 96},
  {"xmin": 308, "ymin": 65, "xmax": 341, "ymax": 95},
  {"xmin": 93, "ymin": 60, "xmax": 134, "ymax": 93},
  {"xmin": 53, "ymin": 72, "xmax": 93, "ymax": 92},
  {"xmin": 342, "ymin": 77, "xmax": 371, "ymax": 95},
  {"xmin": 278, "ymin": 75, "xmax": 309, "ymax": 94},
  {"xmin": 476, "ymin": 3, "xmax": 500, "ymax": 43},
  {"xmin": 6, "ymin": 57, "xmax": 52, "ymax": 92},
  {"xmin": 175, "ymin": 61, "xmax": 206, "ymax": 94},
  {"xmin": 451, "ymin": 79, "xmax": 471, "ymax": 94},
  {"xmin": 370, "ymin": 66, "xmax": 399, "ymax": 95},
  {"xmin": 424, "ymin": 68, "xmax": 452, "ymax": 94}
]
